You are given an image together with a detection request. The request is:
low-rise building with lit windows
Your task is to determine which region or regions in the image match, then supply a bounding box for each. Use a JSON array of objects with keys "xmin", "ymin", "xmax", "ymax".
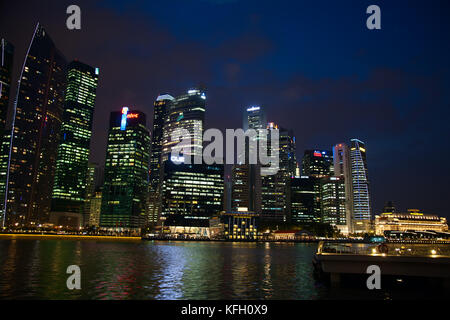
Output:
[
  {"xmin": 221, "ymin": 210, "xmax": 259, "ymax": 240},
  {"xmin": 269, "ymin": 230, "xmax": 314, "ymax": 241},
  {"xmin": 375, "ymin": 209, "xmax": 448, "ymax": 235}
]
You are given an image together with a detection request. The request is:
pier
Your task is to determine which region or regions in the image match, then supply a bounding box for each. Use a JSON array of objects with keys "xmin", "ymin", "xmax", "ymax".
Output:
[{"xmin": 313, "ymin": 241, "xmax": 450, "ymax": 287}]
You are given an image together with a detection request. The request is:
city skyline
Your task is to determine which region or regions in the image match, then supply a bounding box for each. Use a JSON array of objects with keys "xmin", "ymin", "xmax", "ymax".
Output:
[{"xmin": 1, "ymin": 1, "xmax": 449, "ymax": 219}]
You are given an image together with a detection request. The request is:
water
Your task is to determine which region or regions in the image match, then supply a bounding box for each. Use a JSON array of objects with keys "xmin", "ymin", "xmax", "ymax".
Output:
[{"xmin": 0, "ymin": 238, "xmax": 446, "ymax": 299}]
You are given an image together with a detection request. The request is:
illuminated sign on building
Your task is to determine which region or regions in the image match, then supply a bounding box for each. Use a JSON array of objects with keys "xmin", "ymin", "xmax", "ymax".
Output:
[
  {"xmin": 171, "ymin": 155, "xmax": 185, "ymax": 164},
  {"xmin": 127, "ymin": 113, "xmax": 139, "ymax": 119},
  {"xmin": 247, "ymin": 106, "xmax": 260, "ymax": 112},
  {"xmin": 313, "ymin": 151, "xmax": 322, "ymax": 157},
  {"xmin": 121, "ymin": 107, "xmax": 128, "ymax": 130}
]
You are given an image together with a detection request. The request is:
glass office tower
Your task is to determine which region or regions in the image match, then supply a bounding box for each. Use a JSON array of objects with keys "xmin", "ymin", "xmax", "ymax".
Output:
[
  {"xmin": 1, "ymin": 24, "xmax": 67, "ymax": 227},
  {"xmin": 231, "ymin": 106, "xmax": 265, "ymax": 213},
  {"xmin": 150, "ymin": 94, "xmax": 174, "ymax": 191},
  {"xmin": 161, "ymin": 156, "xmax": 224, "ymax": 228},
  {"xmin": 0, "ymin": 39, "xmax": 14, "ymax": 227},
  {"xmin": 301, "ymin": 150, "xmax": 333, "ymax": 177},
  {"xmin": 148, "ymin": 94, "xmax": 174, "ymax": 224},
  {"xmin": 333, "ymin": 143, "xmax": 353, "ymax": 234},
  {"xmin": 100, "ymin": 108, "xmax": 150, "ymax": 233},
  {"xmin": 261, "ymin": 122, "xmax": 295, "ymax": 222},
  {"xmin": 350, "ymin": 139, "xmax": 371, "ymax": 233},
  {"xmin": 0, "ymin": 38, "xmax": 14, "ymax": 135},
  {"xmin": 320, "ymin": 176, "xmax": 346, "ymax": 228},
  {"xmin": 290, "ymin": 176, "xmax": 320, "ymax": 223},
  {"xmin": 162, "ymin": 89, "xmax": 205, "ymax": 159},
  {"xmin": 51, "ymin": 61, "xmax": 99, "ymax": 223}
]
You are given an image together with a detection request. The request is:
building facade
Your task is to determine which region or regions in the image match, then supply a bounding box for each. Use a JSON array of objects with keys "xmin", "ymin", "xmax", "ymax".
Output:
[
  {"xmin": 320, "ymin": 176, "xmax": 347, "ymax": 231},
  {"xmin": 160, "ymin": 157, "xmax": 224, "ymax": 228},
  {"xmin": 88, "ymin": 189, "xmax": 102, "ymax": 228},
  {"xmin": 100, "ymin": 108, "xmax": 150, "ymax": 232},
  {"xmin": 261, "ymin": 122, "xmax": 294, "ymax": 222},
  {"xmin": 148, "ymin": 94, "xmax": 174, "ymax": 224},
  {"xmin": 51, "ymin": 61, "xmax": 99, "ymax": 225},
  {"xmin": 301, "ymin": 150, "xmax": 333, "ymax": 178},
  {"xmin": 231, "ymin": 106, "xmax": 266, "ymax": 214},
  {"xmin": 333, "ymin": 143, "xmax": 353, "ymax": 234},
  {"xmin": 0, "ymin": 38, "xmax": 14, "ymax": 136},
  {"xmin": 1, "ymin": 24, "xmax": 67, "ymax": 227},
  {"xmin": 375, "ymin": 209, "xmax": 448, "ymax": 235},
  {"xmin": 221, "ymin": 211, "xmax": 259, "ymax": 240},
  {"xmin": 350, "ymin": 139, "xmax": 371, "ymax": 233},
  {"xmin": 290, "ymin": 176, "xmax": 320, "ymax": 223},
  {"xmin": 0, "ymin": 39, "xmax": 14, "ymax": 227},
  {"xmin": 82, "ymin": 162, "xmax": 101, "ymax": 226},
  {"xmin": 162, "ymin": 89, "xmax": 205, "ymax": 159}
]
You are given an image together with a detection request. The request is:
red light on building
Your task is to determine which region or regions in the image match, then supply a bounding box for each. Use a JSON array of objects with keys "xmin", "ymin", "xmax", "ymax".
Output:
[
  {"xmin": 313, "ymin": 152, "xmax": 322, "ymax": 157},
  {"xmin": 127, "ymin": 113, "xmax": 139, "ymax": 119}
]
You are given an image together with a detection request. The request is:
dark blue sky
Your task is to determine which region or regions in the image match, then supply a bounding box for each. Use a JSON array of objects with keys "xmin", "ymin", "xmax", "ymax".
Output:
[{"xmin": 1, "ymin": 0, "xmax": 449, "ymax": 217}]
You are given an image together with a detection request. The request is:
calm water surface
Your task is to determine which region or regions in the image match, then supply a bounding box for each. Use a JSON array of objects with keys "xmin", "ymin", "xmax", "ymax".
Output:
[
  {"xmin": 0, "ymin": 239, "xmax": 324, "ymax": 299},
  {"xmin": 0, "ymin": 238, "xmax": 445, "ymax": 300}
]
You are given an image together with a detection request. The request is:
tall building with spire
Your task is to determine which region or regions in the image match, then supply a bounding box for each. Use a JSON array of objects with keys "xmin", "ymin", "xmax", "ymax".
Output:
[
  {"xmin": 1, "ymin": 24, "xmax": 67, "ymax": 227},
  {"xmin": 50, "ymin": 61, "xmax": 99, "ymax": 227}
]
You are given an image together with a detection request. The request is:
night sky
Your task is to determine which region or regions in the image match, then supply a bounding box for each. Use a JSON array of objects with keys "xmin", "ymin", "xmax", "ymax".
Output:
[{"xmin": 1, "ymin": 0, "xmax": 449, "ymax": 218}]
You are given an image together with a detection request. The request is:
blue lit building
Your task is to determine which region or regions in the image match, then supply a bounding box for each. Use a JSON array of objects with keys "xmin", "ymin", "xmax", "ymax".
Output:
[{"xmin": 350, "ymin": 139, "xmax": 371, "ymax": 233}]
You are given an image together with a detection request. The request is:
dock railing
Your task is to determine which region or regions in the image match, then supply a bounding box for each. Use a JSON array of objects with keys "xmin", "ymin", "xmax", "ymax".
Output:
[{"xmin": 317, "ymin": 241, "xmax": 450, "ymax": 257}]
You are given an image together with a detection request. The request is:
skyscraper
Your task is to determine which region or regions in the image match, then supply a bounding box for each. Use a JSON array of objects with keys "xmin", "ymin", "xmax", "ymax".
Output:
[
  {"xmin": 350, "ymin": 139, "xmax": 371, "ymax": 232},
  {"xmin": 243, "ymin": 106, "xmax": 266, "ymax": 132},
  {"xmin": 320, "ymin": 176, "xmax": 346, "ymax": 229},
  {"xmin": 162, "ymin": 89, "xmax": 205, "ymax": 159},
  {"xmin": 261, "ymin": 122, "xmax": 294, "ymax": 221},
  {"xmin": 88, "ymin": 189, "xmax": 102, "ymax": 228},
  {"xmin": 0, "ymin": 38, "xmax": 14, "ymax": 135},
  {"xmin": 0, "ymin": 39, "xmax": 14, "ymax": 226},
  {"xmin": 231, "ymin": 106, "xmax": 265, "ymax": 213},
  {"xmin": 51, "ymin": 61, "xmax": 99, "ymax": 226},
  {"xmin": 333, "ymin": 143, "xmax": 353, "ymax": 234},
  {"xmin": 160, "ymin": 156, "xmax": 224, "ymax": 229},
  {"xmin": 150, "ymin": 94, "xmax": 174, "ymax": 191},
  {"xmin": 82, "ymin": 162, "xmax": 101, "ymax": 227},
  {"xmin": 1, "ymin": 24, "xmax": 67, "ymax": 227},
  {"xmin": 148, "ymin": 94, "xmax": 174, "ymax": 224},
  {"xmin": 279, "ymin": 128, "xmax": 297, "ymax": 180},
  {"xmin": 301, "ymin": 150, "xmax": 333, "ymax": 177},
  {"xmin": 299, "ymin": 149, "xmax": 333, "ymax": 224},
  {"xmin": 290, "ymin": 176, "xmax": 320, "ymax": 223},
  {"xmin": 232, "ymin": 164, "xmax": 255, "ymax": 211},
  {"xmin": 100, "ymin": 108, "xmax": 150, "ymax": 233}
]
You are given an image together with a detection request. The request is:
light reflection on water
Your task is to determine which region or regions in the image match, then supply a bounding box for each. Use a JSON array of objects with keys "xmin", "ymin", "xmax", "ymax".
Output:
[{"xmin": 0, "ymin": 239, "xmax": 324, "ymax": 299}]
